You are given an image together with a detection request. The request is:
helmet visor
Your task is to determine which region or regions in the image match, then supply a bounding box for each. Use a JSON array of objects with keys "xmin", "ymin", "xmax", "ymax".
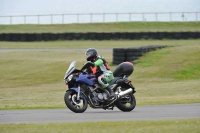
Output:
[{"xmin": 85, "ymin": 51, "xmax": 93, "ymax": 57}]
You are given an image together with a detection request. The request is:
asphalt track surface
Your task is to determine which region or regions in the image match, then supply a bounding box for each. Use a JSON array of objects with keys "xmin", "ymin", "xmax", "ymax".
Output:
[{"xmin": 0, "ymin": 104, "xmax": 200, "ymax": 124}]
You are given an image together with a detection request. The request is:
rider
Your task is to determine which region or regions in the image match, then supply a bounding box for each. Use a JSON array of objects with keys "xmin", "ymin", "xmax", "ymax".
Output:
[{"xmin": 84, "ymin": 48, "xmax": 116, "ymax": 101}]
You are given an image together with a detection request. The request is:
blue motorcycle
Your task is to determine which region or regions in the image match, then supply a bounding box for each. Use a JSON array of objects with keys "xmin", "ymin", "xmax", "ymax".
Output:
[{"xmin": 64, "ymin": 61, "xmax": 136, "ymax": 113}]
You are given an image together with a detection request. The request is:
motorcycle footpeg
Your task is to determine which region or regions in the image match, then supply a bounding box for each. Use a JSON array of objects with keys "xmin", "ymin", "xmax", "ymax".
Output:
[
  {"xmin": 104, "ymin": 97, "xmax": 117, "ymax": 108},
  {"xmin": 110, "ymin": 95, "xmax": 117, "ymax": 101}
]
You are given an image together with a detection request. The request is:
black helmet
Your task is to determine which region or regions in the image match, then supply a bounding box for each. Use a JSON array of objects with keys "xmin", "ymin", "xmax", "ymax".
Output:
[{"xmin": 85, "ymin": 48, "xmax": 98, "ymax": 61}]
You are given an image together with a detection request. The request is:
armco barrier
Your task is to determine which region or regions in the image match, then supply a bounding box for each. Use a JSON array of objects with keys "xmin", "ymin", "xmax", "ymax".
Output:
[
  {"xmin": 112, "ymin": 45, "xmax": 167, "ymax": 65},
  {"xmin": 0, "ymin": 32, "xmax": 199, "ymax": 42}
]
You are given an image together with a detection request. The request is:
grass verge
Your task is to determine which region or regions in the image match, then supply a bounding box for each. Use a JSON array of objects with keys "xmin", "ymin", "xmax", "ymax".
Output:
[
  {"xmin": 0, "ymin": 22, "xmax": 200, "ymax": 33},
  {"xmin": 0, "ymin": 119, "xmax": 200, "ymax": 133},
  {"xmin": 0, "ymin": 40, "xmax": 200, "ymax": 49}
]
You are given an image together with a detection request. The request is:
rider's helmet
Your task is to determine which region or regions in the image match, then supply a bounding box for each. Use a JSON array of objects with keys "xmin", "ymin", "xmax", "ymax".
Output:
[{"xmin": 85, "ymin": 48, "xmax": 98, "ymax": 61}]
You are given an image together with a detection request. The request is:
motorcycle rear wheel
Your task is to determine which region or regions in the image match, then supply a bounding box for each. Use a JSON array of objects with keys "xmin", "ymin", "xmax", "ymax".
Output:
[
  {"xmin": 116, "ymin": 94, "xmax": 136, "ymax": 112},
  {"xmin": 64, "ymin": 90, "xmax": 88, "ymax": 113}
]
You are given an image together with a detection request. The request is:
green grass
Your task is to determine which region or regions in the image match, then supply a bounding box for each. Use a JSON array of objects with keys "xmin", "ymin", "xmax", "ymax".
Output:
[
  {"xmin": 0, "ymin": 119, "xmax": 200, "ymax": 133},
  {"xmin": 0, "ymin": 40, "xmax": 200, "ymax": 49},
  {"xmin": 0, "ymin": 22, "xmax": 200, "ymax": 33},
  {"xmin": 134, "ymin": 45, "xmax": 200, "ymax": 80},
  {"xmin": 0, "ymin": 40, "xmax": 200, "ymax": 109}
]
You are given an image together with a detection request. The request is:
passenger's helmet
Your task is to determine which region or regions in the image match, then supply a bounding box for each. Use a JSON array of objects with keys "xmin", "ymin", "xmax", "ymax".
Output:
[{"xmin": 85, "ymin": 48, "xmax": 98, "ymax": 61}]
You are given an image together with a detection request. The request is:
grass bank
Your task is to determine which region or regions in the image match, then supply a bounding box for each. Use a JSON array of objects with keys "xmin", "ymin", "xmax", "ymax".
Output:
[
  {"xmin": 0, "ymin": 22, "xmax": 200, "ymax": 33},
  {"xmin": 0, "ymin": 40, "xmax": 200, "ymax": 109},
  {"xmin": 0, "ymin": 40, "xmax": 200, "ymax": 49},
  {"xmin": 0, "ymin": 119, "xmax": 200, "ymax": 133}
]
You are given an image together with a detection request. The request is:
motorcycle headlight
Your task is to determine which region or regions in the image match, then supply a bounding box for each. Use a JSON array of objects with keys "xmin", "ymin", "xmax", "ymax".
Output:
[{"xmin": 67, "ymin": 74, "xmax": 73, "ymax": 82}]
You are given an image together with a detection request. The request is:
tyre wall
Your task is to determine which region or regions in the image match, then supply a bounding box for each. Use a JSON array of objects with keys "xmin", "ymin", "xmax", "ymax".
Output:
[
  {"xmin": 112, "ymin": 45, "xmax": 167, "ymax": 65},
  {"xmin": 0, "ymin": 32, "xmax": 200, "ymax": 41}
]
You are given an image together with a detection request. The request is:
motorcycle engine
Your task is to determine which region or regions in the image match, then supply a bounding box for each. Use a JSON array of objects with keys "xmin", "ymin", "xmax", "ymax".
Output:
[
  {"xmin": 97, "ymin": 92, "xmax": 108, "ymax": 101},
  {"xmin": 92, "ymin": 91, "xmax": 108, "ymax": 103}
]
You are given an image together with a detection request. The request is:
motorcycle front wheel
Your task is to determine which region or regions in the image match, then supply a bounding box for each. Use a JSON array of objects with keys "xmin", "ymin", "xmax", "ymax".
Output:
[{"xmin": 64, "ymin": 90, "xmax": 88, "ymax": 113}]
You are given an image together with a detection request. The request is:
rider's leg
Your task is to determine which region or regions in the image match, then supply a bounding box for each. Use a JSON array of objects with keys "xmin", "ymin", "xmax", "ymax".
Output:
[{"xmin": 97, "ymin": 73, "xmax": 116, "ymax": 99}]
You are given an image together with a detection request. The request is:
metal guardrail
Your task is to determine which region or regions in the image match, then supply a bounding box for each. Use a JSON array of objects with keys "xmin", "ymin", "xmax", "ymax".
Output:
[{"xmin": 0, "ymin": 12, "xmax": 199, "ymax": 24}]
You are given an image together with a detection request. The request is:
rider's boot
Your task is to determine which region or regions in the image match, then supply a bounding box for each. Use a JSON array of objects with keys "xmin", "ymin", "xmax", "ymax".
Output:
[{"xmin": 105, "ymin": 86, "xmax": 117, "ymax": 101}]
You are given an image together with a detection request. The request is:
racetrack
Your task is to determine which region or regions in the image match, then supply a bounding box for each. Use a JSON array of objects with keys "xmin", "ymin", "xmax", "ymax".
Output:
[{"xmin": 0, "ymin": 103, "xmax": 199, "ymax": 124}]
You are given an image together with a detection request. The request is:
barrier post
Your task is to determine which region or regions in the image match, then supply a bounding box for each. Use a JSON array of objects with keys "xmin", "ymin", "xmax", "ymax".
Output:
[
  {"xmin": 182, "ymin": 12, "xmax": 184, "ymax": 22},
  {"xmin": 156, "ymin": 13, "xmax": 157, "ymax": 22},
  {"xmin": 103, "ymin": 13, "xmax": 105, "ymax": 23},
  {"xmin": 24, "ymin": 16, "xmax": 26, "ymax": 24},
  {"xmin": 51, "ymin": 14, "xmax": 53, "ymax": 24},
  {"xmin": 77, "ymin": 14, "xmax": 79, "ymax": 23},
  {"xmin": 196, "ymin": 12, "xmax": 198, "ymax": 24},
  {"xmin": 116, "ymin": 13, "xmax": 118, "ymax": 23},
  {"xmin": 62, "ymin": 14, "xmax": 64, "ymax": 24},
  {"xmin": 90, "ymin": 13, "xmax": 93, "ymax": 23},
  {"xmin": 142, "ymin": 13, "xmax": 144, "ymax": 23},
  {"xmin": 10, "ymin": 16, "xmax": 12, "ymax": 24},
  {"xmin": 38, "ymin": 15, "xmax": 40, "ymax": 24},
  {"xmin": 170, "ymin": 12, "xmax": 172, "ymax": 23}
]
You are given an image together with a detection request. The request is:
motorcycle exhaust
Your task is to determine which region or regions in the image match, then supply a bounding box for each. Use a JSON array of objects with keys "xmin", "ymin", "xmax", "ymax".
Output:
[
  {"xmin": 117, "ymin": 88, "xmax": 133, "ymax": 98},
  {"xmin": 104, "ymin": 88, "xmax": 133, "ymax": 108}
]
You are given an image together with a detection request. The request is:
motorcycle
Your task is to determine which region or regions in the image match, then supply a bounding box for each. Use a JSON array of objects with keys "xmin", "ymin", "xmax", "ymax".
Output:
[{"xmin": 64, "ymin": 61, "xmax": 136, "ymax": 113}]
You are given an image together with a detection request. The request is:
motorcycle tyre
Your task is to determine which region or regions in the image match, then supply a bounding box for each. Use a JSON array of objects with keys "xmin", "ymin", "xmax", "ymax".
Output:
[
  {"xmin": 116, "ymin": 94, "xmax": 136, "ymax": 112},
  {"xmin": 64, "ymin": 90, "xmax": 88, "ymax": 113}
]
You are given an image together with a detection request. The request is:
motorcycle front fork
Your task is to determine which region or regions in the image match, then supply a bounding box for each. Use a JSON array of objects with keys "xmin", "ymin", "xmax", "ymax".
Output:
[{"xmin": 77, "ymin": 84, "xmax": 81, "ymax": 101}]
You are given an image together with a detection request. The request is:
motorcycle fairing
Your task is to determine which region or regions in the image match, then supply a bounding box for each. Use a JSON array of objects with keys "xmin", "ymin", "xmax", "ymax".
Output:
[
  {"xmin": 76, "ymin": 73, "xmax": 96, "ymax": 86},
  {"xmin": 68, "ymin": 87, "xmax": 78, "ymax": 92}
]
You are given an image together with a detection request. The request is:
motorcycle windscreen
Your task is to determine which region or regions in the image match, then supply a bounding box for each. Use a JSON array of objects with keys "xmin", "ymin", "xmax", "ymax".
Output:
[{"xmin": 64, "ymin": 61, "xmax": 77, "ymax": 79}]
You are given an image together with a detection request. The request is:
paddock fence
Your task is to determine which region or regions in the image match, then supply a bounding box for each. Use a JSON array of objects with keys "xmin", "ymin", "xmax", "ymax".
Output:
[{"xmin": 0, "ymin": 12, "xmax": 200, "ymax": 24}]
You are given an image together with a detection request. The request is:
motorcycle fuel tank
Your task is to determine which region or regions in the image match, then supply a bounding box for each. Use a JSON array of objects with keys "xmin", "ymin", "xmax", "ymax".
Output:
[{"xmin": 76, "ymin": 73, "xmax": 96, "ymax": 86}]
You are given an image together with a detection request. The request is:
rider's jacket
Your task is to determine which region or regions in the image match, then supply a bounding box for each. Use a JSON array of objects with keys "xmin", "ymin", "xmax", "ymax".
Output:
[{"xmin": 86, "ymin": 56, "xmax": 111, "ymax": 77}]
